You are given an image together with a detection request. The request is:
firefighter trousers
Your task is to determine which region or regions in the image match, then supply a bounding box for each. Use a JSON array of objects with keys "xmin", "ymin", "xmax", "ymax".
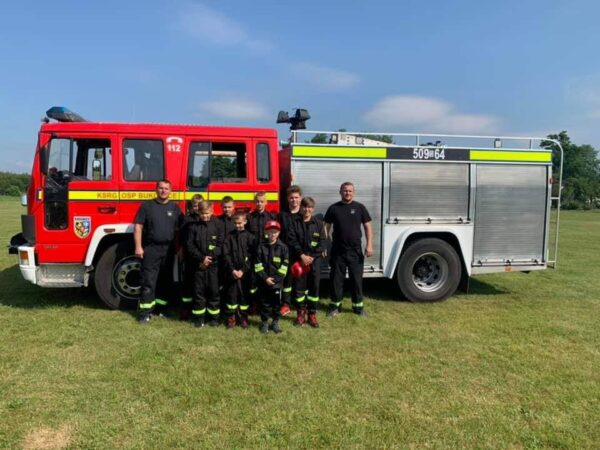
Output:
[
  {"xmin": 192, "ymin": 266, "xmax": 220, "ymax": 321},
  {"xmin": 258, "ymin": 285, "xmax": 282, "ymax": 322},
  {"xmin": 223, "ymin": 275, "xmax": 251, "ymax": 317},
  {"xmin": 139, "ymin": 243, "xmax": 175, "ymax": 316},
  {"xmin": 282, "ymin": 271, "xmax": 292, "ymax": 306},
  {"xmin": 330, "ymin": 248, "xmax": 364, "ymax": 310},
  {"xmin": 293, "ymin": 259, "xmax": 321, "ymax": 313}
]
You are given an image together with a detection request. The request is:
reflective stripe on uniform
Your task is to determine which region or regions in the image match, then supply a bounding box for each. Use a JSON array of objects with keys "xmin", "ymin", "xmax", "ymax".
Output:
[
  {"xmin": 207, "ymin": 308, "xmax": 220, "ymax": 316},
  {"xmin": 182, "ymin": 297, "xmax": 192, "ymax": 303},
  {"xmin": 352, "ymin": 302, "xmax": 364, "ymax": 308},
  {"xmin": 278, "ymin": 265, "xmax": 288, "ymax": 275},
  {"xmin": 307, "ymin": 295, "xmax": 319, "ymax": 302},
  {"xmin": 192, "ymin": 309, "xmax": 206, "ymax": 315},
  {"xmin": 227, "ymin": 304, "xmax": 238, "ymax": 311},
  {"xmin": 295, "ymin": 296, "xmax": 306, "ymax": 303},
  {"xmin": 139, "ymin": 301, "xmax": 155, "ymax": 310},
  {"xmin": 254, "ymin": 263, "xmax": 264, "ymax": 272},
  {"xmin": 208, "ymin": 245, "xmax": 216, "ymax": 251},
  {"xmin": 155, "ymin": 298, "xmax": 168, "ymax": 306},
  {"xmin": 273, "ymin": 256, "xmax": 281, "ymax": 263},
  {"xmin": 331, "ymin": 301, "xmax": 342, "ymax": 307},
  {"xmin": 250, "ymin": 287, "xmax": 258, "ymax": 294},
  {"xmin": 239, "ymin": 304, "xmax": 250, "ymax": 311},
  {"xmin": 283, "ymin": 287, "xmax": 292, "ymax": 293}
]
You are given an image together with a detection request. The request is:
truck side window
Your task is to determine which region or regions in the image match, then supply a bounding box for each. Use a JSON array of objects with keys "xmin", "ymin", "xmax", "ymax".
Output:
[
  {"xmin": 123, "ymin": 139, "xmax": 164, "ymax": 181},
  {"xmin": 256, "ymin": 143, "xmax": 271, "ymax": 183},
  {"xmin": 187, "ymin": 141, "xmax": 247, "ymax": 187}
]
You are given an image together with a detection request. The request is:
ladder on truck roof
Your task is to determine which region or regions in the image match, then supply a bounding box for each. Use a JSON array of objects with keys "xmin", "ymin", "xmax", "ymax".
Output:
[{"xmin": 290, "ymin": 130, "xmax": 564, "ymax": 268}]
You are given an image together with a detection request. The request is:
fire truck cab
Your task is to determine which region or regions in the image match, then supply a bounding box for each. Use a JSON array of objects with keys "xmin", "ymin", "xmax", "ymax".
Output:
[{"xmin": 11, "ymin": 107, "xmax": 280, "ymax": 309}]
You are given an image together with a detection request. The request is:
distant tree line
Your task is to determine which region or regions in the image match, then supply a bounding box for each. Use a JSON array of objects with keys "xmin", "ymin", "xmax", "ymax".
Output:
[{"xmin": 0, "ymin": 172, "xmax": 30, "ymax": 197}]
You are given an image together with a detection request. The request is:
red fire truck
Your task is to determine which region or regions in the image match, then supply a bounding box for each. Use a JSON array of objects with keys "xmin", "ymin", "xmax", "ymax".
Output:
[{"xmin": 9, "ymin": 107, "xmax": 562, "ymax": 308}]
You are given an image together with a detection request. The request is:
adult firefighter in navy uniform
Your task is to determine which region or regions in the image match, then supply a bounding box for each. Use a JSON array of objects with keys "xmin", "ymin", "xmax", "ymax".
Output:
[
  {"xmin": 134, "ymin": 179, "xmax": 184, "ymax": 324},
  {"xmin": 324, "ymin": 181, "xmax": 373, "ymax": 317}
]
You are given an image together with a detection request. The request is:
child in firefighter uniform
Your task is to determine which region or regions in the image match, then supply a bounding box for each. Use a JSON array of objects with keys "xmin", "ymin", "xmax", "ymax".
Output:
[
  {"xmin": 287, "ymin": 197, "xmax": 326, "ymax": 328},
  {"xmin": 254, "ymin": 220, "xmax": 289, "ymax": 334},
  {"xmin": 222, "ymin": 212, "xmax": 255, "ymax": 329},
  {"xmin": 180, "ymin": 194, "xmax": 203, "ymax": 319},
  {"xmin": 185, "ymin": 202, "xmax": 222, "ymax": 327}
]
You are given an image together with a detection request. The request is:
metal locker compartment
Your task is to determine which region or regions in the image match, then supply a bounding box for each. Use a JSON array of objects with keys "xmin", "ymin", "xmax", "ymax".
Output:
[
  {"xmin": 292, "ymin": 160, "xmax": 383, "ymax": 270},
  {"xmin": 473, "ymin": 164, "xmax": 548, "ymax": 263}
]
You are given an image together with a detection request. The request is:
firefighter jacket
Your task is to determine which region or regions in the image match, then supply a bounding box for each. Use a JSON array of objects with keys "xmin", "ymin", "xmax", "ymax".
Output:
[
  {"xmin": 287, "ymin": 215, "xmax": 326, "ymax": 260},
  {"xmin": 223, "ymin": 229, "xmax": 255, "ymax": 274},
  {"xmin": 278, "ymin": 210, "xmax": 300, "ymax": 245},
  {"xmin": 246, "ymin": 210, "xmax": 277, "ymax": 242},
  {"xmin": 185, "ymin": 219, "xmax": 222, "ymax": 266},
  {"xmin": 254, "ymin": 240, "xmax": 289, "ymax": 289},
  {"xmin": 216, "ymin": 214, "xmax": 236, "ymax": 242}
]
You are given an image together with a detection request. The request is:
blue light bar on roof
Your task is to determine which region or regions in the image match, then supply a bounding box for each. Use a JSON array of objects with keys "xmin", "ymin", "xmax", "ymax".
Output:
[{"xmin": 46, "ymin": 106, "xmax": 87, "ymax": 123}]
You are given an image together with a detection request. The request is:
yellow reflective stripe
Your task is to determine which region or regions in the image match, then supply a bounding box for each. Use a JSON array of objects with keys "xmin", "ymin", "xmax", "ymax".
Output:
[
  {"xmin": 139, "ymin": 301, "xmax": 155, "ymax": 310},
  {"xmin": 155, "ymin": 298, "xmax": 168, "ymax": 306},
  {"xmin": 250, "ymin": 288, "xmax": 258, "ymax": 294},
  {"xmin": 273, "ymin": 256, "xmax": 281, "ymax": 263},
  {"xmin": 68, "ymin": 190, "xmax": 278, "ymax": 201},
  {"xmin": 182, "ymin": 297, "xmax": 192, "ymax": 303},
  {"xmin": 208, "ymin": 245, "xmax": 216, "ymax": 251},
  {"xmin": 278, "ymin": 265, "xmax": 288, "ymax": 275},
  {"xmin": 184, "ymin": 191, "xmax": 278, "ymax": 201},
  {"xmin": 227, "ymin": 304, "xmax": 238, "ymax": 310},
  {"xmin": 207, "ymin": 308, "xmax": 220, "ymax": 316},
  {"xmin": 254, "ymin": 263, "xmax": 264, "ymax": 272},
  {"xmin": 332, "ymin": 301, "xmax": 342, "ymax": 307},
  {"xmin": 239, "ymin": 304, "xmax": 250, "ymax": 311},
  {"xmin": 192, "ymin": 309, "xmax": 206, "ymax": 315},
  {"xmin": 470, "ymin": 150, "xmax": 551, "ymax": 163},
  {"xmin": 307, "ymin": 296, "xmax": 319, "ymax": 302},
  {"xmin": 295, "ymin": 296, "xmax": 306, "ymax": 303},
  {"xmin": 293, "ymin": 145, "xmax": 386, "ymax": 159},
  {"xmin": 310, "ymin": 241, "xmax": 318, "ymax": 247},
  {"xmin": 283, "ymin": 287, "xmax": 292, "ymax": 293},
  {"xmin": 352, "ymin": 302, "xmax": 364, "ymax": 308}
]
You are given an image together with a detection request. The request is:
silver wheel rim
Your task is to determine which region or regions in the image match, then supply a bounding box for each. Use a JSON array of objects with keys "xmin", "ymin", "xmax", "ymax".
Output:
[
  {"xmin": 112, "ymin": 256, "xmax": 142, "ymax": 299},
  {"xmin": 411, "ymin": 252, "xmax": 448, "ymax": 293}
]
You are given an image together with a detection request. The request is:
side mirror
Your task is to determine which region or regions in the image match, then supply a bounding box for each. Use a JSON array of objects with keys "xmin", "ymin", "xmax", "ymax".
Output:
[{"xmin": 40, "ymin": 145, "xmax": 49, "ymax": 175}]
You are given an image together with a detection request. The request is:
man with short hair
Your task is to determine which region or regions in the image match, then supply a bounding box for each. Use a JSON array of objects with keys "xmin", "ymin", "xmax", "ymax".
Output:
[
  {"xmin": 134, "ymin": 179, "xmax": 184, "ymax": 324},
  {"xmin": 324, "ymin": 182, "xmax": 373, "ymax": 317}
]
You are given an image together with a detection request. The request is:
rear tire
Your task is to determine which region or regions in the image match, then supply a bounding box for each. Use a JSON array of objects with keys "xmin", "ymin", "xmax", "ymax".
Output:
[
  {"xmin": 94, "ymin": 241, "xmax": 141, "ymax": 310},
  {"xmin": 396, "ymin": 238, "xmax": 461, "ymax": 303}
]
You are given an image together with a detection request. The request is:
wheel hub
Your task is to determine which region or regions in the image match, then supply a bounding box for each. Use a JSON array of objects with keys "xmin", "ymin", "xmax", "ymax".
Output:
[
  {"xmin": 112, "ymin": 256, "xmax": 142, "ymax": 299},
  {"xmin": 411, "ymin": 252, "xmax": 448, "ymax": 293}
]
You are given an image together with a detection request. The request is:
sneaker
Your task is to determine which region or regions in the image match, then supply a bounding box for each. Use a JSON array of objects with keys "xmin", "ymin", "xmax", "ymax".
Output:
[
  {"xmin": 294, "ymin": 309, "xmax": 306, "ymax": 327},
  {"xmin": 194, "ymin": 317, "xmax": 205, "ymax": 328},
  {"xmin": 138, "ymin": 314, "xmax": 151, "ymax": 324},
  {"xmin": 280, "ymin": 304, "xmax": 291, "ymax": 316},
  {"xmin": 260, "ymin": 321, "xmax": 269, "ymax": 334},
  {"xmin": 208, "ymin": 318, "xmax": 219, "ymax": 327},
  {"xmin": 226, "ymin": 315, "xmax": 236, "ymax": 329},
  {"xmin": 270, "ymin": 320, "xmax": 282, "ymax": 334},
  {"xmin": 240, "ymin": 315, "xmax": 249, "ymax": 329},
  {"xmin": 327, "ymin": 305, "xmax": 340, "ymax": 318},
  {"xmin": 308, "ymin": 312, "xmax": 319, "ymax": 328},
  {"xmin": 353, "ymin": 308, "xmax": 368, "ymax": 317}
]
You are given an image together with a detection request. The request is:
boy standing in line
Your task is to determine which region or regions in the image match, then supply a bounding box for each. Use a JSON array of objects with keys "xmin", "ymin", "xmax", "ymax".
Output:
[
  {"xmin": 222, "ymin": 212, "xmax": 255, "ymax": 329},
  {"xmin": 254, "ymin": 221, "xmax": 289, "ymax": 334},
  {"xmin": 288, "ymin": 197, "xmax": 326, "ymax": 328},
  {"xmin": 278, "ymin": 185, "xmax": 302, "ymax": 317},
  {"xmin": 185, "ymin": 202, "xmax": 222, "ymax": 327}
]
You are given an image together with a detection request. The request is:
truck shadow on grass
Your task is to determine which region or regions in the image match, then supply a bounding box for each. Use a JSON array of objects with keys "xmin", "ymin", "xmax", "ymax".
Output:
[{"xmin": 0, "ymin": 265, "xmax": 103, "ymax": 310}]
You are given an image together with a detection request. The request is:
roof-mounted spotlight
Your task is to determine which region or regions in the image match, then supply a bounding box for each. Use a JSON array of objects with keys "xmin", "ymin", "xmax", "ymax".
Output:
[
  {"xmin": 46, "ymin": 106, "xmax": 87, "ymax": 123},
  {"xmin": 276, "ymin": 108, "xmax": 310, "ymax": 130}
]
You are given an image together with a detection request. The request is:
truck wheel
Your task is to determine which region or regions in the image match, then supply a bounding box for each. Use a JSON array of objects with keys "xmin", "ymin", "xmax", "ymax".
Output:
[
  {"xmin": 397, "ymin": 238, "xmax": 461, "ymax": 303},
  {"xmin": 94, "ymin": 241, "xmax": 141, "ymax": 310}
]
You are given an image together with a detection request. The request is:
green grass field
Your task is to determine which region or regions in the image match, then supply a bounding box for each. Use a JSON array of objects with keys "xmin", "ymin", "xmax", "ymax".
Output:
[{"xmin": 0, "ymin": 196, "xmax": 598, "ymax": 449}]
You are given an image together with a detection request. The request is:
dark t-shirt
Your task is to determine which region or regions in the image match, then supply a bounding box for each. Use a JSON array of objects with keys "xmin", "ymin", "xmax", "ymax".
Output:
[
  {"xmin": 324, "ymin": 201, "xmax": 372, "ymax": 251},
  {"xmin": 135, "ymin": 200, "xmax": 183, "ymax": 245}
]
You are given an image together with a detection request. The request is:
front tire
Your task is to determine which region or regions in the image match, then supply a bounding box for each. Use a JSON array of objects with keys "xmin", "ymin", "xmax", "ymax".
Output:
[
  {"xmin": 94, "ymin": 241, "xmax": 141, "ymax": 310},
  {"xmin": 397, "ymin": 238, "xmax": 461, "ymax": 303}
]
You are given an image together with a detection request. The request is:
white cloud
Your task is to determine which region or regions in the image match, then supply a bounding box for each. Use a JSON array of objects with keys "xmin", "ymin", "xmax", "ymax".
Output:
[
  {"xmin": 291, "ymin": 63, "xmax": 360, "ymax": 91},
  {"xmin": 363, "ymin": 95, "xmax": 500, "ymax": 133},
  {"xmin": 196, "ymin": 98, "xmax": 269, "ymax": 120},
  {"xmin": 176, "ymin": 3, "xmax": 271, "ymax": 53}
]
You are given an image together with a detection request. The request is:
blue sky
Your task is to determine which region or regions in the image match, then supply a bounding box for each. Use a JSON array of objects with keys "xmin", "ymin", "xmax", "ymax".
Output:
[{"xmin": 1, "ymin": 0, "xmax": 599, "ymax": 172}]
